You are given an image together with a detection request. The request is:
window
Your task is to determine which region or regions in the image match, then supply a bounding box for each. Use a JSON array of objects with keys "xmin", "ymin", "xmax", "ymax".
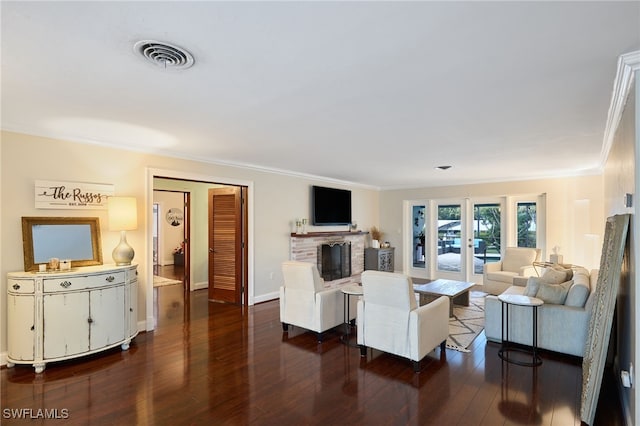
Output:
[{"xmin": 517, "ymin": 202, "xmax": 537, "ymax": 248}]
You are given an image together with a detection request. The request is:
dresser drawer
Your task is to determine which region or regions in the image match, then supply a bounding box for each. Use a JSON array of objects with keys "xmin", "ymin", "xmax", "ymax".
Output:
[
  {"xmin": 8, "ymin": 279, "xmax": 35, "ymax": 294},
  {"xmin": 44, "ymin": 272, "xmax": 125, "ymax": 293}
]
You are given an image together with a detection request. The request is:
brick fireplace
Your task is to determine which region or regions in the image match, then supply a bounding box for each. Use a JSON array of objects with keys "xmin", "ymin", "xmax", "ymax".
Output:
[{"xmin": 289, "ymin": 231, "xmax": 367, "ymax": 287}]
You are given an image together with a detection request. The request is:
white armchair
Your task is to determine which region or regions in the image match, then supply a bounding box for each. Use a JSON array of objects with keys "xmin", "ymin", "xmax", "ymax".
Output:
[
  {"xmin": 482, "ymin": 247, "xmax": 541, "ymax": 295},
  {"xmin": 356, "ymin": 271, "xmax": 449, "ymax": 372},
  {"xmin": 279, "ymin": 261, "xmax": 345, "ymax": 342}
]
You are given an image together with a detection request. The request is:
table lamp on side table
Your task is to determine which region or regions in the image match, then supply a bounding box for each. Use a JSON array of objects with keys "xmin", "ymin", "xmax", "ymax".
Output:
[{"xmin": 108, "ymin": 196, "xmax": 138, "ymax": 265}]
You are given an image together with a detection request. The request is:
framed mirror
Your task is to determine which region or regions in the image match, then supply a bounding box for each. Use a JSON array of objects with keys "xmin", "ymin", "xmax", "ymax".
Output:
[{"xmin": 22, "ymin": 217, "xmax": 103, "ymax": 272}]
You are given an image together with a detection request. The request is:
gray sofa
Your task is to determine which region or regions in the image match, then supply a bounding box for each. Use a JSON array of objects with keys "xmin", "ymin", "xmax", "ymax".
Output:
[{"xmin": 484, "ymin": 267, "xmax": 598, "ymax": 357}]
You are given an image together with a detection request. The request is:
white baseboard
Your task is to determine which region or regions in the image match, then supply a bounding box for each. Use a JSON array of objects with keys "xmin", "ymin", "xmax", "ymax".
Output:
[
  {"xmin": 253, "ymin": 291, "xmax": 279, "ymax": 304},
  {"xmin": 193, "ymin": 281, "xmax": 208, "ymax": 290}
]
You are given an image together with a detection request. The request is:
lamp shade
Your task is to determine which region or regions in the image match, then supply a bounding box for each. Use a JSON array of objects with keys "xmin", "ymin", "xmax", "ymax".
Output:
[{"xmin": 108, "ymin": 197, "xmax": 138, "ymax": 231}]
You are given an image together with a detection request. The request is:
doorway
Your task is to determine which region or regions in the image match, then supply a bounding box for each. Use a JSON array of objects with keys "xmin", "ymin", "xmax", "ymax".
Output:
[
  {"xmin": 152, "ymin": 190, "xmax": 189, "ymax": 328},
  {"xmin": 146, "ymin": 168, "xmax": 253, "ymax": 332}
]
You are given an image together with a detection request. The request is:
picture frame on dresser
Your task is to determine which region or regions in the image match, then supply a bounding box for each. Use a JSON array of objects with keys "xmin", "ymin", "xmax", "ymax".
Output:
[{"xmin": 21, "ymin": 216, "xmax": 103, "ymax": 272}]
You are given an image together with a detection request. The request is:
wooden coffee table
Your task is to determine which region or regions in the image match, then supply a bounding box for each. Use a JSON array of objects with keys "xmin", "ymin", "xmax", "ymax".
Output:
[{"xmin": 413, "ymin": 279, "xmax": 475, "ymax": 317}]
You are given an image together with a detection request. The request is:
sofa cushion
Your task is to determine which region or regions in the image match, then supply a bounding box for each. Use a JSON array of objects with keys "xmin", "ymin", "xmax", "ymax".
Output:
[
  {"xmin": 523, "ymin": 276, "xmax": 544, "ymax": 297},
  {"xmin": 535, "ymin": 280, "xmax": 573, "ymax": 304},
  {"xmin": 565, "ymin": 281, "xmax": 590, "ymax": 307},
  {"xmin": 564, "ymin": 268, "xmax": 591, "ymax": 308}
]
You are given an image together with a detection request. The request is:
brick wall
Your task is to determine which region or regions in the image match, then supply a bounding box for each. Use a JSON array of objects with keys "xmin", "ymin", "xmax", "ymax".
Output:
[{"xmin": 290, "ymin": 232, "xmax": 366, "ymax": 287}]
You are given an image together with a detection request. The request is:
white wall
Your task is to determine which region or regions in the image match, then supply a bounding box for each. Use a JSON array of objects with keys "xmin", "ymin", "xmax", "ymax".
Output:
[
  {"xmin": 379, "ymin": 175, "xmax": 605, "ymax": 274},
  {"xmin": 603, "ymin": 76, "xmax": 637, "ymax": 426},
  {"xmin": 0, "ymin": 130, "xmax": 380, "ymax": 356}
]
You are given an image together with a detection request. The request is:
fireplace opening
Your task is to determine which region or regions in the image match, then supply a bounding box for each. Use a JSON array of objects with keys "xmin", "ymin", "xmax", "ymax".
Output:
[{"xmin": 318, "ymin": 242, "xmax": 351, "ymax": 281}]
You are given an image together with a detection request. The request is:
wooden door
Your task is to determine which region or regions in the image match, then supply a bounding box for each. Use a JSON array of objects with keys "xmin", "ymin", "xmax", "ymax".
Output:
[{"xmin": 208, "ymin": 186, "xmax": 243, "ymax": 304}]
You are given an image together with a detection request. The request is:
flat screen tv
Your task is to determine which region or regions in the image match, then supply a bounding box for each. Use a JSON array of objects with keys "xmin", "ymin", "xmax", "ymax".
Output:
[{"xmin": 312, "ymin": 185, "xmax": 352, "ymax": 226}]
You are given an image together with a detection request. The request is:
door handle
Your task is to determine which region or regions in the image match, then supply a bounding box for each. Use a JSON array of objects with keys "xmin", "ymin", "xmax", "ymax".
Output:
[{"xmin": 209, "ymin": 248, "xmax": 216, "ymax": 253}]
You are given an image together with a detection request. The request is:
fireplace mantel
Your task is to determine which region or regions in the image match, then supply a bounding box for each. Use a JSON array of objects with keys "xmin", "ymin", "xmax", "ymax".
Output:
[{"xmin": 289, "ymin": 231, "xmax": 368, "ymax": 238}]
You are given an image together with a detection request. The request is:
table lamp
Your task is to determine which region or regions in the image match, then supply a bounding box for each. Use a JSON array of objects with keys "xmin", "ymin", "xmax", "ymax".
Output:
[{"xmin": 108, "ymin": 196, "xmax": 138, "ymax": 265}]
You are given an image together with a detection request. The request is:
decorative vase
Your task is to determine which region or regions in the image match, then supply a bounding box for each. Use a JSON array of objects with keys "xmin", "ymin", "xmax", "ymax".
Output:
[{"xmin": 372, "ymin": 239, "xmax": 380, "ymax": 249}]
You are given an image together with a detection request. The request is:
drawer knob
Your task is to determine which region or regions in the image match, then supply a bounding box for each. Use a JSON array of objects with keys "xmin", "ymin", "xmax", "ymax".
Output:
[
  {"xmin": 12, "ymin": 284, "xmax": 20, "ymax": 290},
  {"xmin": 59, "ymin": 281, "xmax": 72, "ymax": 288},
  {"xmin": 88, "ymin": 317, "xmax": 93, "ymax": 324},
  {"xmin": 106, "ymin": 275, "xmax": 115, "ymax": 282}
]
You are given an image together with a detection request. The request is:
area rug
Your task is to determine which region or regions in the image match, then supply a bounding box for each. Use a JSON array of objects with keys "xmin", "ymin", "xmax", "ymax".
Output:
[
  {"xmin": 153, "ymin": 275, "xmax": 182, "ymax": 288},
  {"xmin": 446, "ymin": 290, "xmax": 485, "ymax": 353}
]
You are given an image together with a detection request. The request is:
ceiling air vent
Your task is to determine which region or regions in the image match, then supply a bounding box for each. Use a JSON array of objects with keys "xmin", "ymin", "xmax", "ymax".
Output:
[{"xmin": 133, "ymin": 40, "xmax": 195, "ymax": 70}]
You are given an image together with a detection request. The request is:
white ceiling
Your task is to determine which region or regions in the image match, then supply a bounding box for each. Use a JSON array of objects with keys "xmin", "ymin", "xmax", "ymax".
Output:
[{"xmin": 2, "ymin": 1, "xmax": 639, "ymax": 189}]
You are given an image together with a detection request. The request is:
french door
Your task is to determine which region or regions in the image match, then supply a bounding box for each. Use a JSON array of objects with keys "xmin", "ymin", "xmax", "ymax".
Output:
[{"xmin": 407, "ymin": 198, "xmax": 503, "ymax": 283}]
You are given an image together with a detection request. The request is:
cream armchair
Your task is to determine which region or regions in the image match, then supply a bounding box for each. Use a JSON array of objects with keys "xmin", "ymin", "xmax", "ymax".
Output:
[
  {"xmin": 482, "ymin": 247, "xmax": 541, "ymax": 295},
  {"xmin": 356, "ymin": 271, "xmax": 449, "ymax": 372},
  {"xmin": 279, "ymin": 261, "xmax": 345, "ymax": 342}
]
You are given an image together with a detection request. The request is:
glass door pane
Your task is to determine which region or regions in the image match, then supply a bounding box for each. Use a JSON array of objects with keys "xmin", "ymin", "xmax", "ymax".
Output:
[
  {"xmin": 412, "ymin": 205, "xmax": 426, "ymax": 268},
  {"xmin": 437, "ymin": 204, "xmax": 462, "ymax": 273},
  {"xmin": 517, "ymin": 202, "xmax": 537, "ymax": 248},
  {"xmin": 472, "ymin": 203, "xmax": 501, "ymax": 275}
]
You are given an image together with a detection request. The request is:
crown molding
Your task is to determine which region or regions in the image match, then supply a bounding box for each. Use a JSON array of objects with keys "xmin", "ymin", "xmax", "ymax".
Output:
[{"xmin": 600, "ymin": 50, "xmax": 640, "ymax": 165}]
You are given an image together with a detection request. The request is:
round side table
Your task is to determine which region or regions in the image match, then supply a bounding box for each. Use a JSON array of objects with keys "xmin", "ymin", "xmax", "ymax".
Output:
[
  {"xmin": 498, "ymin": 294, "xmax": 544, "ymax": 367},
  {"xmin": 341, "ymin": 284, "xmax": 363, "ymax": 346}
]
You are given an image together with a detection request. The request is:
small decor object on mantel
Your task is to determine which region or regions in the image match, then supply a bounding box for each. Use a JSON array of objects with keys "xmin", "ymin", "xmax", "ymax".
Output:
[
  {"xmin": 301, "ymin": 218, "xmax": 308, "ymax": 234},
  {"xmin": 370, "ymin": 226, "xmax": 382, "ymax": 248}
]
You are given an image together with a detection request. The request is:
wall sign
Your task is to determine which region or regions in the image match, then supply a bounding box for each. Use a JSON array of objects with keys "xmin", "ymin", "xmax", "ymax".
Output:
[
  {"xmin": 166, "ymin": 208, "xmax": 184, "ymax": 226},
  {"xmin": 35, "ymin": 180, "xmax": 115, "ymax": 210}
]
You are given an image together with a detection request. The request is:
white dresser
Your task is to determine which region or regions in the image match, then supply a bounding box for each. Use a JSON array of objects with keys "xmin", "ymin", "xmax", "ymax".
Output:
[{"xmin": 6, "ymin": 264, "xmax": 138, "ymax": 373}]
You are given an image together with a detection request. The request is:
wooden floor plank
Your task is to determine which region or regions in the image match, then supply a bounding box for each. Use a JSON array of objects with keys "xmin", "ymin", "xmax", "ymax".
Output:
[{"xmin": 1, "ymin": 287, "xmax": 625, "ymax": 425}]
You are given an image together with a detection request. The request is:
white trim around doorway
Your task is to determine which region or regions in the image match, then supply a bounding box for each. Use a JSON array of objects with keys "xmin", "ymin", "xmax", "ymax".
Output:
[{"xmin": 145, "ymin": 167, "xmax": 255, "ymax": 332}]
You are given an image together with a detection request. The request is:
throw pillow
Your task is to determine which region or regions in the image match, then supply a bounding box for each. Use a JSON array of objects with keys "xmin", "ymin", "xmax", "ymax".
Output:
[
  {"xmin": 541, "ymin": 267, "xmax": 568, "ymax": 284},
  {"xmin": 535, "ymin": 280, "xmax": 573, "ymax": 304},
  {"xmin": 565, "ymin": 281, "xmax": 590, "ymax": 308},
  {"xmin": 523, "ymin": 276, "xmax": 544, "ymax": 297},
  {"xmin": 551, "ymin": 264, "xmax": 574, "ymax": 280}
]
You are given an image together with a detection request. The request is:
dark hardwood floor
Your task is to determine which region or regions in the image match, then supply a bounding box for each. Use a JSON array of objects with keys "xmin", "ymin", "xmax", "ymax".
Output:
[{"xmin": 1, "ymin": 282, "xmax": 624, "ymax": 425}]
